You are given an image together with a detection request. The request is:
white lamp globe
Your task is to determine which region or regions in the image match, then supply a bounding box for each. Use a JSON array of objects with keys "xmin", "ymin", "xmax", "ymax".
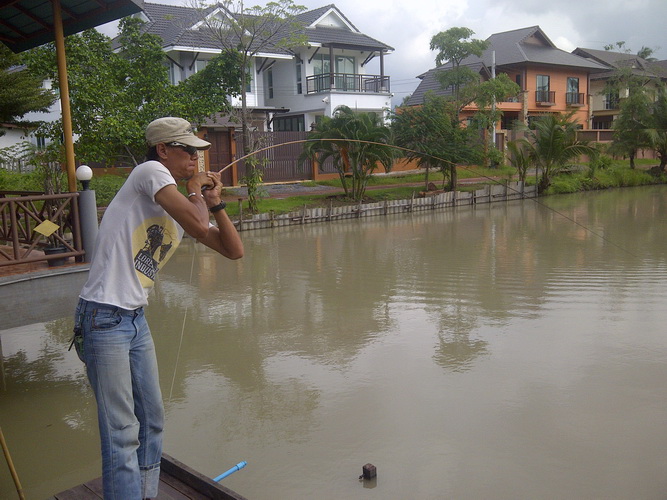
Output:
[
  {"xmin": 76, "ymin": 165, "xmax": 93, "ymax": 189},
  {"xmin": 76, "ymin": 165, "xmax": 93, "ymax": 181}
]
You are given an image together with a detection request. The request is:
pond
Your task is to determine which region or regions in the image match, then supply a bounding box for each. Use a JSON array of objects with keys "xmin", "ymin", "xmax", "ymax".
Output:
[{"xmin": 1, "ymin": 186, "xmax": 666, "ymax": 499}]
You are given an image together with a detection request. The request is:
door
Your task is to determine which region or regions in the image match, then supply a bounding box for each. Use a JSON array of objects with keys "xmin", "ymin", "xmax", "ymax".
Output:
[{"xmin": 207, "ymin": 129, "xmax": 234, "ymax": 186}]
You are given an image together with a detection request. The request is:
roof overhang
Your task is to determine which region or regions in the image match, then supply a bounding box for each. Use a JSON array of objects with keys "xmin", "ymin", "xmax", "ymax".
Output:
[{"xmin": 0, "ymin": 0, "xmax": 143, "ymax": 53}]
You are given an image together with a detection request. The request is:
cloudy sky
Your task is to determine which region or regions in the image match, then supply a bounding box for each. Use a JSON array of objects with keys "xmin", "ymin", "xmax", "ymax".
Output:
[{"xmin": 104, "ymin": 0, "xmax": 667, "ymax": 104}]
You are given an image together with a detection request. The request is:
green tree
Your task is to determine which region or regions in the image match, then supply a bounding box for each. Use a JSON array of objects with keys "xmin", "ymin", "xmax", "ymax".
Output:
[
  {"xmin": 391, "ymin": 94, "xmax": 477, "ymax": 190},
  {"xmin": 429, "ymin": 27, "xmax": 518, "ymax": 176},
  {"xmin": 0, "ymin": 43, "xmax": 56, "ymax": 126},
  {"xmin": 604, "ymin": 41, "xmax": 657, "ymax": 61},
  {"xmin": 514, "ymin": 112, "xmax": 594, "ymax": 193},
  {"xmin": 301, "ymin": 106, "xmax": 395, "ymax": 201},
  {"xmin": 193, "ymin": 0, "xmax": 307, "ymax": 155},
  {"xmin": 604, "ymin": 68, "xmax": 653, "ymax": 168},
  {"xmin": 505, "ymin": 139, "xmax": 531, "ymax": 185},
  {"xmin": 23, "ymin": 17, "xmax": 242, "ymax": 165},
  {"xmin": 645, "ymin": 85, "xmax": 667, "ymax": 170},
  {"xmin": 430, "ymin": 27, "xmax": 489, "ymax": 120},
  {"xmin": 466, "ymin": 73, "xmax": 520, "ymax": 167}
]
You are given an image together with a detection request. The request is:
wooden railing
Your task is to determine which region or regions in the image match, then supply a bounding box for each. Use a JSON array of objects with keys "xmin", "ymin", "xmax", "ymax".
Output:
[
  {"xmin": 566, "ymin": 92, "xmax": 585, "ymax": 106},
  {"xmin": 0, "ymin": 192, "xmax": 84, "ymax": 267},
  {"xmin": 306, "ymin": 73, "xmax": 390, "ymax": 94},
  {"xmin": 535, "ymin": 90, "xmax": 556, "ymax": 105}
]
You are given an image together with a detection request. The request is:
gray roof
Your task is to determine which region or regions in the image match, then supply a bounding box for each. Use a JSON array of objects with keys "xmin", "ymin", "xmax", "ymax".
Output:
[
  {"xmin": 307, "ymin": 25, "xmax": 392, "ymax": 51},
  {"xmin": 407, "ymin": 26, "xmax": 607, "ymax": 106},
  {"xmin": 471, "ymin": 26, "xmax": 607, "ymax": 70},
  {"xmin": 296, "ymin": 4, "xmax": 358, "ymax": 32},
  {"xmin": 651, "ymin": 60, "xmax": 667, "ymax": 76},
  {"xmin": 134, "ymin": 2, "xmax": 391, "ymax": 56},
  {"xmin": 406, "ymin": 62, "xmax": 488, "ymax": 106},
  {"xmin": 572, "ymin": 47, "xmax": 667, "ymax": 80}
]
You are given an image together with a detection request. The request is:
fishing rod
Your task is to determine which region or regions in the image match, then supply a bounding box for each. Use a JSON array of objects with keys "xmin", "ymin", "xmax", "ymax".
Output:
[
  {"xmin": 0, "ymin": 427, "xmax": 25, "ymax": 500},
  {"xmin": 216, "ymin": 138, "xmax": 637, "ymax": 257}
]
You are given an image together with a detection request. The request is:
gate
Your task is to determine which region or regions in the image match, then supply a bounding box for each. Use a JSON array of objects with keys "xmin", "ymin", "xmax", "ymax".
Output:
[
  {"xmin": 206, "ymin": 128, "xmax": 235, "ymax": 186},
  {"xmin": 235, "ymin": 131, "xmax": 312, "ymax": 183}
]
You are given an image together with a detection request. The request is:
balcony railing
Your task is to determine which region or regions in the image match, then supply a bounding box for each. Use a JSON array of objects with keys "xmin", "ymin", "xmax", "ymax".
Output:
[
  {"xmin": 604, "ymin": 97, "xmax": 620, "ymax": 110},
  {"xmin": 306, "ymin": 73, "xmax": 390, "ymax": 94},
  {"xmin": 535, "ymin": 90, "xmax": 556, "ymax": 105},
  {"xmin": 566, "ymin": 92, "xmax": 585, "ymax": 106}
]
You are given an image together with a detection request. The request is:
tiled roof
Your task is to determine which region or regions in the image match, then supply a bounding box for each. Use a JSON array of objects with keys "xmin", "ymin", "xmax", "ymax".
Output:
[
  {"xmin": 407, "ymin": 26, "xmax": 607, "ymax": 106},
  {"xmin": 295, "ymin": 3, "xmax": 358, "ymax": 32},
  {"xmin": 307, "ymin": 26, "xmax": 392, "ymax": 50},
  {"xmin": 405, "ymin": 62, "xmax": 487, "ymax": 106},
  {"xmin": 573, "ymin": 47, "xmax": 667, "ymax": 80},
  {"xmin": 650, "ymin": 60, "xmax": 667, "ymax": 77},
  {"xmin": 471, "ymin": 26, "xmax": 607, "ymax": 70},
  {"xmin": 134, "ymin": 2, "xmax": 390, "ymax": 55}
]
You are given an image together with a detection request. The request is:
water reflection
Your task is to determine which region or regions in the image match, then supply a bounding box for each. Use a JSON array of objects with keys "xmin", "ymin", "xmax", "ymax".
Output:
[{"xmin": 2, "ymin": 186, "xmax": 667, "ymax": 499}]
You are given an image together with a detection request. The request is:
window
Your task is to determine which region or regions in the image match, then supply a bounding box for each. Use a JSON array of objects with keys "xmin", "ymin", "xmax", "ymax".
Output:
[
  {"xmin": 194, "ymin": 60, "xmax": 208, "ymax": 73},
  {"xmin": 566, "ymin": 77, "xmax": 581, "ymax": 105},
  {"xmin": 274, "ymin": 115, "xmax": 305, "ymax": 131},
  {"xmin": 536, "ymin": 75, "xmax": 550, "ymax": 102},
  {"xmin": 604, "ymin": 92, "xmax": 619, "ymax": 110},
  {"xmin": 169, "ymin": 62, "xmax": 180, "ymax": 84},
  {"xmin": 313, "ymin": 54, "xmax": 331, "ymax": 75},
  {"xmin": 335, "ymin": 55, "xmax": 356, "ymax": 91},
  {"xmin": 296, "ymin": 61, "xmax": 302, "ymax": 94},
  {"xmin": 515, "ymin": 74, "xmax": 521, "ymax": 88},
  {"xmin": 266, "ymin": 68, "xmax": 273, "ymax": 100},
  {"xmin": 33, "ymin": 135, "xmax": 47, "ymax": 149},
  {"xmin": 313, "ymin": 54, "xmax": 331, "ymax": 92},
  {"xmin": 245, "ymin": 70, "xmax": 253, "ymax": 93}
]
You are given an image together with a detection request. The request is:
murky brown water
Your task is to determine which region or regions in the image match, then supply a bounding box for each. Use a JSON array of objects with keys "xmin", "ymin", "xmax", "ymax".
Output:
[{"xmin": 2, "ymin": 186, "xmax": 667, "ymax": 499}]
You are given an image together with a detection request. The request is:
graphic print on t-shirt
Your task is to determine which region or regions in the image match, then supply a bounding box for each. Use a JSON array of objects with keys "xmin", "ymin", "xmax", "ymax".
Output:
[{"xmin": 133, "ymin": 216, "xmax": 180, "ymax": 287}]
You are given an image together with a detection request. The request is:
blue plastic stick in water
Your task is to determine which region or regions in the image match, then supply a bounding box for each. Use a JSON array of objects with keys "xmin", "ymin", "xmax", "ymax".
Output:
[{"xmin": 213, "ymin": 461, "xmax": 247, "ymax": 482}]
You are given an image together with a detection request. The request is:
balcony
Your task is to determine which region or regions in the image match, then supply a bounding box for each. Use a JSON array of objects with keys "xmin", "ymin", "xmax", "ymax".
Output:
[
  {"xmin": 306, "ymin": 73, "xmax": 390, "ymax": 94},
  {"xmin": 604, "ymin": 98, "xmax": 620, "ymax": 110},
  {"xmin": 535, "ymin": 90, "xmax": 556, "ymax": 106},
  {"xmin": 566, "ymin": 92, "xmax": 585, "ymax": 106}
]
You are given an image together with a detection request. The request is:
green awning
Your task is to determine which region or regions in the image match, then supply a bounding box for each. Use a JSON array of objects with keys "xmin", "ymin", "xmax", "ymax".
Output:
[{"xmin": 0, "ymin": 0, "xmax": 143, "ymax": 53}]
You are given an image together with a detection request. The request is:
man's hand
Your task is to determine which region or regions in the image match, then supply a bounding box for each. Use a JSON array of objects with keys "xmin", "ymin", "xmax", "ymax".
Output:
[
  {"xmin": 185, "ymin": 172, "xmax": 214, "ymax": 197},
  {"xmin": 201, "ymin": 171, "xmax": 223, "ymax": 208}
]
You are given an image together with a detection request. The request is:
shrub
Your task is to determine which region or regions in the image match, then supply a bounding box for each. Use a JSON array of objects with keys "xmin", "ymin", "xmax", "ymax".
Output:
[{"xmin": 89, "ymin": 174, "xmax": 127, "ymax": 206}]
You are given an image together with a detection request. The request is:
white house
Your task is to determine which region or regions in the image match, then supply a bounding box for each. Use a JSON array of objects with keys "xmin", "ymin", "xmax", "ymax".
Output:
[{"xmin": 137, "ymin": 2, "xmax": 394, "ymax": 131}]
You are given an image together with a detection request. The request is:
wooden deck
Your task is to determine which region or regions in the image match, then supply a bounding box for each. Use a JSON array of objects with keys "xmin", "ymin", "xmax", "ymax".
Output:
[{"xmin": 48, "ymin": 454, "xmax": 248, "ymax": 500}]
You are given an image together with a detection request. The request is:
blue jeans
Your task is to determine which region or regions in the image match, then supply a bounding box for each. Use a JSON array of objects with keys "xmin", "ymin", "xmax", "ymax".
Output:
[{"xmin": 75, "ymin": 298, "xmax": 164, "ymax": 499}]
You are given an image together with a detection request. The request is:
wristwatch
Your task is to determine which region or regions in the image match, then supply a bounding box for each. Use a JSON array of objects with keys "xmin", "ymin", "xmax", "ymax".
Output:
[{"xmin": 209, "ymin": 201, "xmax": 227, "ymax": 213}]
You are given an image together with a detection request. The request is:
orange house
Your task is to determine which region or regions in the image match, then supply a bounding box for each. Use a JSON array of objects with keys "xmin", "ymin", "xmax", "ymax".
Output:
[{"xmin": 407, "ymin": 26, "xmax": 608, "ymax": 131}]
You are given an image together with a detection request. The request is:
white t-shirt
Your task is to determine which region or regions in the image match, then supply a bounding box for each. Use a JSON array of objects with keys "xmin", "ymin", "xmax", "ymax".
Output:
[{"xmin": 79, "ymin": 161, "xmax": 184, "ymax": 309}]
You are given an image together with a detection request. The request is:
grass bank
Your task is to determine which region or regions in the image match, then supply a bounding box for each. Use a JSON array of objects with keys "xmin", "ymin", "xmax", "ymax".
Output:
[{"xmin": 1, "ymin": 160, "xmax": 665, "ymax": 219}]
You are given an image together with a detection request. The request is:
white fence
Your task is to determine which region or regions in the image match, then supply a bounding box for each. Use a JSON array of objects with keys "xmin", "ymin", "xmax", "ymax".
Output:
[
  {"xmin": 0, "ymin": 158, "xmax": 37, "ymax": 173},
  {"xmin": 235, "ymin": 182, "xmax": 536, "ymax": 231}
]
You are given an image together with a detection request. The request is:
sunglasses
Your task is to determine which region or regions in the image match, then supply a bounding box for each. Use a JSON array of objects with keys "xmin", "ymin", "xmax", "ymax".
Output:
[{"xmin": 167, "ymin": 142, "xmax": 198, "ymax": 156}]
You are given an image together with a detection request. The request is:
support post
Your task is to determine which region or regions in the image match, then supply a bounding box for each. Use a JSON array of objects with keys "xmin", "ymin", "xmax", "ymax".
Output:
[
  {"xmin": 78, "ymin": 189, "xmax": 98, "ymax": 262},
  {"xmin": 52, "ymin": 0, "xmax": 77, "ymax": 193}
]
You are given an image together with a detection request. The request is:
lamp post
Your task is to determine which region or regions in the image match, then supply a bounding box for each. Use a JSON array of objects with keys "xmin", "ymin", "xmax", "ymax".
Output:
[{"xmin": 76, "ymin": 165, "xmax": 98, "ymax": 262}]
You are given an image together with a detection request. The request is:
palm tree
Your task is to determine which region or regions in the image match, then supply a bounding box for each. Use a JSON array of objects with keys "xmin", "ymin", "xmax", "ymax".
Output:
[
  {"xmin": 506, "ymin": 139, "xmax": 531, "ymax": 185},
  {"xmin": 645, "ymin": 86, "xmax": 667, "ymax": 170},
  {"xmin": 301, "ymin": 106, "xmax": 395, "ymax": 201},
  {"xmin": 515, "ymin": 112, "xmax": 593, "ymax": 193}
]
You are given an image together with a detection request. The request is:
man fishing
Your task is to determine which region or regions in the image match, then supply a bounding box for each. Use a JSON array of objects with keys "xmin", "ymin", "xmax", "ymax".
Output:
[{"xmin": 73, "ymin": 117, "xmax": 244, "ymax": 499}]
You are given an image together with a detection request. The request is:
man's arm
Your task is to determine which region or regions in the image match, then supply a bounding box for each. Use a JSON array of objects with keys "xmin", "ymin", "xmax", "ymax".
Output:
[
  {"xmin": 154, "ymin": 171, "xmax": 243, "ymax": 259},
  {"xmin": 197, "ymin": 172, "xmax": 244, "ymax": 259},
  {"xmin": 154, "ymin": 173, "xmax": 211, "ymax": 240}
]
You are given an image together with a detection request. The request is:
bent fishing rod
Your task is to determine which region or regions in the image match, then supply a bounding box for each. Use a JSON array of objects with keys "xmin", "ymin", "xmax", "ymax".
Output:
[{"xmin": 214, "ymin": 138, "xmax": 637, "ymax": 257}]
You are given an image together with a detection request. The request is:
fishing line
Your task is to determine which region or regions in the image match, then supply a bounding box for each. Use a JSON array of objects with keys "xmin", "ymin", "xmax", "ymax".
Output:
[
  {"xmin": 220, "ymin": 138, "xmax": 639, "ymax": 257},
  {"xmin": 168, "ymin": 240, "xmax": 197, "ymax": 403}
]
